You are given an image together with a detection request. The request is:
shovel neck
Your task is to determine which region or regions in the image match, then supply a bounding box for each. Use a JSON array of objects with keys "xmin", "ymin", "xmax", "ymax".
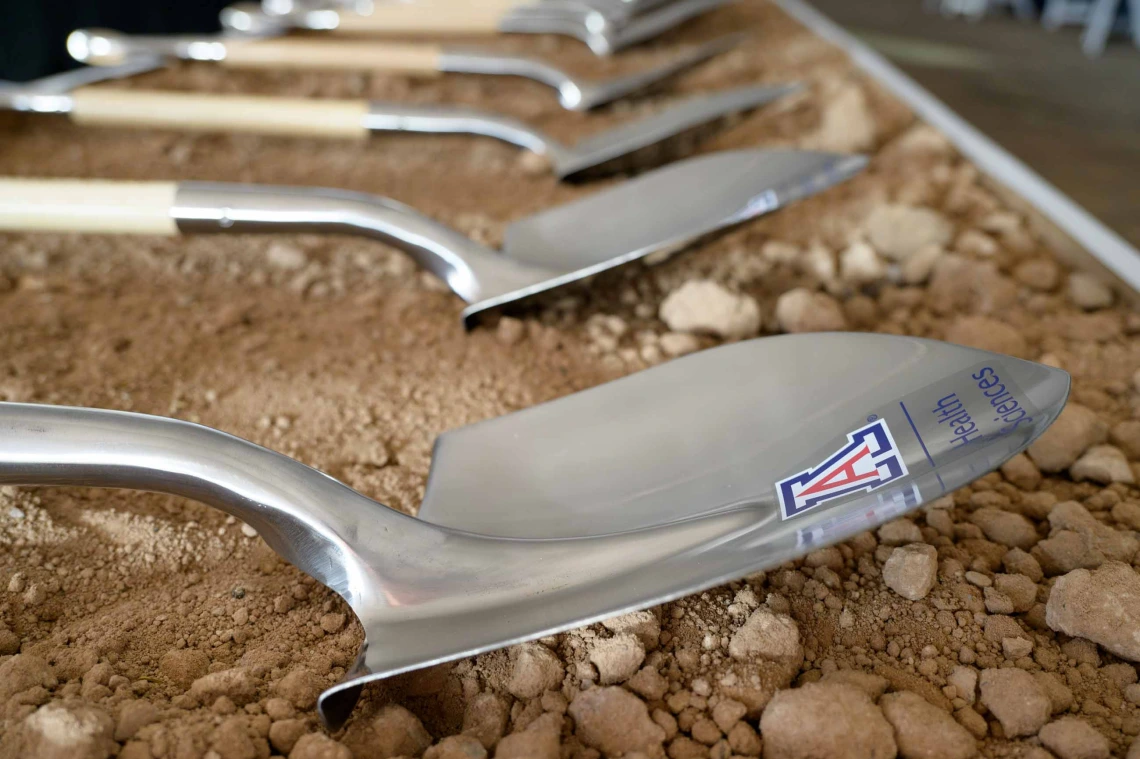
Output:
[
  {"xmin": 0, "ymin": 402, "xmax": 419, "ymax": 608},
  {"xmin": 170, "ymin": 182, "xmax": 550, "ymax": 307}
]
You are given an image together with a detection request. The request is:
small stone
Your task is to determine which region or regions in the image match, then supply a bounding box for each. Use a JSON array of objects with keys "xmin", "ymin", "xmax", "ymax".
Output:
[
  {"xmin": 189, "ymin": 668, "xmax": 258, "ymax": 706},
  {"xmin": 160, "ymin": 649, "xmax": 210, "ymax": 690},
  {"xmin": 1070, "ymin": 445, "xmax": 1135, "ymax": 484},
  {"xmin": 774, "ymin": 288, "xmax": 848, "ymax": 333},
  {"xmin": 264, "ymin": 698, "xmax": 295, "ymax": 722},
  {"xmin": 659, "ymin": 280, "xmax": 761, "ymax": 340},
  {"xmin": 811, "ymin": 82, "xmax": 877, "ymax": 153},
  {"xmin": 978, "ymin": 668, "xmax": 1051, "ymax": 737},
  {"xmin": 1034, "ymin": 672, "xmax": 1074, "ymax": 715},
  {"xmin": 114, "ymin": 700, "xmax": 158, "ymax": 742},
  {"xmin": 878, "ymin": 519, "xmax": 923, "ymax": 546},
  {"xmin": 0, "ymin": 627, "xmax": 19, "ymax": 655},
  {"xmin": 589, "ymin": 634, "xmax": 646, "ymax": 685},
  {"xmin": 275, "ymin": 668, "xmax": 322, "ymax": 710},
  {"xmin": 1048, "ymin": 501, "xmax": 1138, "ymax": 563},
  {"xmin": 1002, "ymin": 636, "xmax": 1033, "ymax": 659},
  {"xmin": 880, "ymin": 691, "xmax": 976, "ymax": 759},
  {"xmin": 210, "ymin": 716, "xmax": 257, "ymax": 759},
  {"xmin": 969, "ymin": 508, "xmax": 1038, "ymax": 549},
  {"xmin": 13, "ymin": 702, "xmax": 116, "ymax": 759},
  {"xmin": 7, "ymin": 571, "xmax": 27, "ymax": 593},
  {"xmin": 944, "ymin": 316, "xmax": 1027, "ymax": 358},
  {"xmin": 1113, "ymin": 502, "xmax": 1140, "ymax": 531},
  {"xmin": 1067, "ymin": 273, "xmax": 1114, "ymax": 310},
  {"xmin": 462, "ymin": 693, "xmax": 508, "ymax": 750},
  {"xmin": 423, "ymin": 734, "xmax": 487, "ymax": 759},
  {"xmin": 600, "ymin": 610, "xmax": 661, "ymax": 650},
  {"xmin": 865, "ymin": 205, "xmax": 955, "ymax": 261},
  {"xmin": 1038, "ymin": 718, "xmax": 1110, "ymax": 759},
  {"xmin": 1046, "ymin": 561, "xmax": 1140, "ymax": 662},
  {"xmin": 1000, "ymin": 453, "xmax": 1041, "ymax": 491},
  {"xmin": 1003, "ymin": 548, "xmax": 1044, "ymax": 583},
  {"xmin": 993, "ymin": 573, "xmax": 1037, "ymax": 612},
  {"xmin": 954, "ymin": 707, "xmax": 987, "ymax": 740},
  {"xmin": 627, "ymin": 666, "xmax": 669, "ymax": 700},
  {"xmin": 568, "ymin": 686, "xmax": 666, "ymax": 757},
  {"xmin": 728, "ymin": 608, "xmax": 802, "ymax": 665},
  {"xmin": 494, "ymin": 713, "xmax": 560, "ymax": 759},
  {"xmin": 759, "ymin": 682, "xmax": 897, "ymax": 759},
  {"xmin": 347, "ymin": 704, "xmax": 431, "ymax": 758},
  {"xmin": 1027, "ymin": 403, "xmax": 1107, "ymax": 472},
  {"xmin": 319, "ymin": 613, "xmax": 346, "ymax": 634},
  {"xmin": 266, "ymin": 243, "xmax": 307, "ymax": 271},
  {"xmin": 883, "ymin": 543, "xmax": 938, "ymax": 601},
  {"xmin": 901, "ymin": 243, "xmax": 944, "ymax": 284},
  {"xmin": 820, "ymin": 670, "xmax": 889, "ymax": 700},
  {"xmin": 658, "ymin": 332, "xmax": 700, "ymax": 357},
  {"xmin": 0, "ymin": 653, "xmax": 54, "ymax": 702},
  {"xmin": 1013, "ymin": 258, "xmax": 1059, "ymax": 291},
  {"xmin": 947, "ymin": 667, "xmax": 977, "ymax": 705},
  {"xmin": 1110, "ymin": 420, "xmax": 1140, "ymax": 460},
  {"xmin": 240, "ymin": 523, "xmax": 258, "ymax": 538},
  {"xmin": 839, "ymin": 240, "xmax": 887, "ymax": 285},
  {"xmin": 507, "ymin": 643, "xmax": 563, "ymax": 699},
  {"xmin": 728, "ymin": 721, "xmax": 763, "ymax": 757},
  {"xmin": 289, "ymin": 733, "xmax": 352, "ymax": 759},
  {"xmin": 711, "ymin": 699, "xmax": 747, "ymax": 733},
  {"xmin": 496, "ymin": 316, "xmax": 525, "ymax": 346}
]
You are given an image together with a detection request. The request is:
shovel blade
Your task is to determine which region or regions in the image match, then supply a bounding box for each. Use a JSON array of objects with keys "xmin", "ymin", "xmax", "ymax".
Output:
[{"xmin": 418, "ymin": 334, "xmax": 1069, "ymax": 538}]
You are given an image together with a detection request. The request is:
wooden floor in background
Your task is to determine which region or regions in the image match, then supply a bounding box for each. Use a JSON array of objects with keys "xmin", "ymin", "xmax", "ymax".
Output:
[{"xmin": 807, "ymin": 0, "xmax": 1140, "ymax": 250}]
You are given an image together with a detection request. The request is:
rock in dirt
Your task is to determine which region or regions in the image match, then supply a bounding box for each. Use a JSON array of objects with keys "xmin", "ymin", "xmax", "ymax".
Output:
[
  {"xmin": 269, "ymin": 719, "xmax": 308, "ymax": 754},
  {"xmin": 1027, "ymin": 403, "xmax": 1107, "ymax": 472},
  {"xmin": 11, "ymin": 702, "xmax": 116, "ymax": 759},
  {"xmin": 968, "ymin": 508, "xmax": 1038, "ymax": 549},
  {"xmin": 944, "ymin": 316, "xmax": 1027, "ymax": 358},
  {"xmin": 189, "ymin": 667, "xmax": 258, "ymax": 706},
  {"xmin": 423, "ymin": 734, "xmax": 487, "ymax": 759},
  {"xmin": 840, "ymin": 240, "xmax": 887, "ymax": 285},
  {"xmin": 0, "ymin": 653, "xmax": 55, "ymax": 702},
  {"xmin": 507, "ymin": 643, "xmax": 564, "ymax": 699},
  {"xmin": 774, "ymin": 288, "xmax": 848, "ymax": 333},
  {"xmin": 999, "ymin": 453, "xmax": 1041, "ymax": 491},
  {"xmin": 1046, "ymin": 561, "xmax": 1140, "ymax": 662},
  {"xmin": 568, "ymin": 686, "xmax": 665, "ymax": 757},
  {"xmin": 159, "ymin": 648, "xmax": 210, "ymax": 690},
  {"xmin": 947, "ymin": 667, "xmax": 977, "ymax": 706},
  {"xmin": 114, "ymin": 700, "xmax": 158, "ymax": 742},
  {"xmin": 588, "ymin": 633, "xmax": 645, "ymax": 685},
  {"xmin": 1048, "ymin": 501, "xmax": 1138, "ymax": 564},
  {"xmin": 811, "ymin": 82, "xmax": 877, "ymax": 153},
  {"xmin": 880, "ymin": 691, "xmax": 976, "ymax": 759},
  {"xmin": 882, "ymin": 544, "xmax": 938, "ymax": 600},
  {"xmin": 1070, "ymin": 445, "xmax": 1135, "ymax": 484},
  {"xmin": 494, "ymin": 713, "xmax": 560, "ymax": 759},
  {"xmin": 659, "ymin": 280, "xmax": 761, "ymax": 339},
  {"xmin": 978, "ymin": 668, "xmax": 1051, "ymax": 738},
  {"xmin": 600, "ymin": 610, "xmax": 661, "ymax": 650},
  {"xmin": 1038, "ymin": 718, "xmax": 1110, "ymax": 759},
  {"xmin": 275, "ymin": 668, "xmax": 323, "ymax": 710},
  {"xmin": 759, "ymin": 682, "xmax": 897, "ymax": 759},
  {"xmin": 865, "ymin": 205, "xmax": 954, "ymax": 261},
  {"xmin": 728, "ymin": 608, "xmax": 803, "ymax": 665},
  {"xmin": 344, "ymin": 704, "xmax": 432, "ymax": 758},
  {"xmin": 289, "ymin": 733, "xmax": 352, "ymax": 759},
  {"xmin": 462, "ymin": 693, "xmax": 508, "ymax": 750},
  {"xmin": 1067, "ymin": 273, "xmax": 1114, "ymax": 310}
]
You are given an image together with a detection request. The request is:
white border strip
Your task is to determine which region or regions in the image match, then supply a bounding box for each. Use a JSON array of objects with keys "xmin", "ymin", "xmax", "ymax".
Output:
[{"xmin": 772, "ymin": 0, "xmax": 1140, "ymax": 294}]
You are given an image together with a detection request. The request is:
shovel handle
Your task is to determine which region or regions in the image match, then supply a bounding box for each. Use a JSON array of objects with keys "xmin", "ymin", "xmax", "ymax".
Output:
[
  {"xmin": 0, "ymin": 178, "xmax": 178, "ymax": 235},
  {"xmin": 331, "ymin": 3, "xmax": 509, "ymax": 34},
  {"xmin": 69, "ymin": 88, "xmax": 370, "ymax": 140},
  {"xmin": 222, "ymin": 39, "xmax": 444, "ymax": 74}
]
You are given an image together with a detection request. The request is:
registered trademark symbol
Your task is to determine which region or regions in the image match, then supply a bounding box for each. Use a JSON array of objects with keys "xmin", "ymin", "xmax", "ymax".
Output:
[{"xmin": 867, "ymin": 414, "xmax": 878, "ymax": 422}]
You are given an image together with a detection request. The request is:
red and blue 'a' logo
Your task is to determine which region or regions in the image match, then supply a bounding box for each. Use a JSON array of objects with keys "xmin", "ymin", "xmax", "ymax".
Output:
[{"xmin": 776, "ymin": 418, "xmax": 909, "ymax": 520}]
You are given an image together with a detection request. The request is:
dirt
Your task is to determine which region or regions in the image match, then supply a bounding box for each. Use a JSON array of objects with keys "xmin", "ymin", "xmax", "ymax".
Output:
[{"xmin": 2, "ymin": 2, "xmax": 1140, "ymax": 758}]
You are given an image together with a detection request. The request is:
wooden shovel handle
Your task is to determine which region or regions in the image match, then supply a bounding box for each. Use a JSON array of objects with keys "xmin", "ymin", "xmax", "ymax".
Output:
[
  {"xmin": 332, "ymin": 4, "xmax": 507, "ymax": 35},
  {"xmin": 222, "ymin": 38, "xmax": 443, "ymax": 74},
  {"xmin": 69, "ymin": 88, "xmax": 370, "ymax": 140},
  {"xmin": 0, "ymin": 179, "xmax": 179, "ymax": 235}
]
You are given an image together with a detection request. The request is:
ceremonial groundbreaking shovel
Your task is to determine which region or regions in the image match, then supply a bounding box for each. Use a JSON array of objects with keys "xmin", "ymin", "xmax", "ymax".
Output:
[
  {"xmin": 0, "ymin": 149, "xmax": 865, "ymax": 326},
  {"xmin": 0, "ymin": 334, "xmax": 1070, "ymax": 729},
  {"xmin": 67, "ymin": 28, "xmax": 743, "ymax": 111},
  {"xmin": 0, "ymin": 59, "xmax": 798, "ymax": 180}
]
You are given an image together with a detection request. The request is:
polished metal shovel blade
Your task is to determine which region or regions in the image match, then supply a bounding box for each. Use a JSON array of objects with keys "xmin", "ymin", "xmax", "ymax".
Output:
[{"xmin": 0, "ymin": 335, "xmax": 1069, "ymax": 730}]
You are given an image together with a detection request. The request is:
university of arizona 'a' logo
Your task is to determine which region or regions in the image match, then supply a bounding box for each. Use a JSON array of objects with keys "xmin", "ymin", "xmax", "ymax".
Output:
[{"xmin": 777, "ymin": 419, "xmax": 908, "ymax": 520}]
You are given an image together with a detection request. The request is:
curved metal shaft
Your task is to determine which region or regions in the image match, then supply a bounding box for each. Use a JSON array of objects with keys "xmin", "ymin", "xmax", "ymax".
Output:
[{"xmin": 172, "ymin": 182, "xmax": 553, "ymax": 304}]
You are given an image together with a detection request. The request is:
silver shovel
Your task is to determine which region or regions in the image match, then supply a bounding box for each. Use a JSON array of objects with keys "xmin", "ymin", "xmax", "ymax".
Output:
[
  {"xmin": 67, "ymin": 28, "xmax": 743, "ymax": 111},
  {"xmin": 0, "ymin": 334, "xmax": 1070, "ymax": 728},
  {"xmin": 0, "ymin": 59, "xmax": 799, "ymax": 180},
  {"xmin": 0, "ymin": 148, "xmax": 865, "ymax": 326},
  {"xmin": 222, "ymin": 0, "xmax": 732, "ymax": 55}
]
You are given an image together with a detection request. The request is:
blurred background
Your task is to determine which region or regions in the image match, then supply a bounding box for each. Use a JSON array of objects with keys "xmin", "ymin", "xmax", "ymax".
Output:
[{"xmin": 1, "ymin": 0, "xmax": 1137, "ymax": 246}]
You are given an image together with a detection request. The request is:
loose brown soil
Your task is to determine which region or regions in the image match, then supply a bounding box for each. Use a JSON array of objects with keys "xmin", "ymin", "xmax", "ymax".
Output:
[{"xmin": 2, "ymin": 3, "xmax": 1140, "ymax": 759}]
